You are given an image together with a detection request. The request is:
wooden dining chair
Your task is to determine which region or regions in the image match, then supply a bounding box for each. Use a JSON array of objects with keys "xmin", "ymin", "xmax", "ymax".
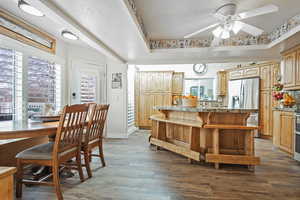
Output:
[
  {"xmin": 16, "ymin": 104, "xmax": 89, "ymax": 200},
  {"xmin": 82, "ymin": 104, "xmax": 109, "ymax": 178}
]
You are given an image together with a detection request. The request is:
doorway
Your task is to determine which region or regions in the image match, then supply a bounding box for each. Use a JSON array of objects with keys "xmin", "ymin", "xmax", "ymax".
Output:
[{"xmin": 70, "ymin": 61, "xmax": 106, "ymax": 105}]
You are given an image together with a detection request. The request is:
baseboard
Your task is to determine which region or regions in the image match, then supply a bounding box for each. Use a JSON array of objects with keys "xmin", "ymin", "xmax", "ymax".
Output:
[{"xmin": 260, "ymin": 135, "xmax": 273, "ymax": 140}]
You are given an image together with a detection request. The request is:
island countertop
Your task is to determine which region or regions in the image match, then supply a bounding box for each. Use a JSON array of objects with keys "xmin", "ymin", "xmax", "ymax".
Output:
[{"xmin": 154, "ymin": 106, "xmax": 258, "ymax": 113}]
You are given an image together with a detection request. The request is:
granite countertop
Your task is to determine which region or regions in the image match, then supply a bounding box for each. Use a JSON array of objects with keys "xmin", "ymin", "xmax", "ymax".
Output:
[
  {"xmin": 272, "ymin": 107, "xmax": 297, "ymax": 112},
  {"xmin": 154, "ymin": 106, "xmax": 258, "ymax": 113}
]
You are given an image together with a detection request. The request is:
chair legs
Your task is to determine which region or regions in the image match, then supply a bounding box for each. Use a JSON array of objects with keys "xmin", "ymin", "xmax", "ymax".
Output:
[
  {"xmin": 53, "ymin": 164, "xmax": 63, "ymax": 200},
  {"xmin": 76, "ymin": 153, "xmax": 85, "ymax": 182},
  {"xmin": 98, "ymin": 140, "xmax": 106, "ymax": 167},
  {"xmin": 83, "ymin": 149, "xmax": 92, "ymax": 178},
  {"xmin": 16, "ymin": 159, "xmax": 23, "ymax": 198}
]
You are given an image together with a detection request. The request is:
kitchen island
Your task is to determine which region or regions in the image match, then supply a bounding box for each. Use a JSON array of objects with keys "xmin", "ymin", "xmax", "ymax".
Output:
[{"xmin": 149, "ymin": 106, "xmax": 260, "ymax": 170}]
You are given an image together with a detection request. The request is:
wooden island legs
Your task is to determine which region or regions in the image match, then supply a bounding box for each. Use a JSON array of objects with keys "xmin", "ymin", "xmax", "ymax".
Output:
[{"xmin": 212, "ymin": 129, "xmax": 219, "ymax": 169}]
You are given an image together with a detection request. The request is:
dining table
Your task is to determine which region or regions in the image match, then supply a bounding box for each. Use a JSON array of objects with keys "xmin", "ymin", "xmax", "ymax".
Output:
[
  {"xmin": 0, "ymin": 120, "xmax": 59, "ymax": 168},
  {"xmin": 0, "ymin": 120, "xmax": 76, "ymax": 179}
]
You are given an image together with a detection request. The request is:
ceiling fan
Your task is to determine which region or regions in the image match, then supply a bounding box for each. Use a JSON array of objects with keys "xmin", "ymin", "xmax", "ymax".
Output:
[{"xmin": 184, "ymin": 3, "xmax": 279, "ymax": 42}]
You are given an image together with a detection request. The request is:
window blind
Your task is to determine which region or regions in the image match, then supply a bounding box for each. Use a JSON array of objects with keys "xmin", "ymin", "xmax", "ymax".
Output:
[
  {"xmin": 80, "ymin": 74, "xmax": 97, "ymax": 103},
  {"xmin": 0, "ymin": 47, "xmax": 23, "ymax": 121},
  {"xmin": 127, "ymin": 66, "xmax": 135, "ymax": 127},
  {"xmin": 27, "ymin": 57, "xmax": 61, "ymax": 117}
]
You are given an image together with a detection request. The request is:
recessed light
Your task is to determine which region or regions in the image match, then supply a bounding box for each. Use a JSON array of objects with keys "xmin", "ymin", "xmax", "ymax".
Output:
[
  {"xmin": 61, "ymin": 30, "xmax": 79, "ymax": 40},
  {"xmin": 18, "ymin": 0, "xmax": 44, "ymax": 17}
]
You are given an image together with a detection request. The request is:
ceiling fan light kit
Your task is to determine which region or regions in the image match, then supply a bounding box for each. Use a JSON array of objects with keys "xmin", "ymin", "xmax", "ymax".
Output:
[{"xmin": 185, "ymin": 3, "xmax": 279, "ymax": 40}]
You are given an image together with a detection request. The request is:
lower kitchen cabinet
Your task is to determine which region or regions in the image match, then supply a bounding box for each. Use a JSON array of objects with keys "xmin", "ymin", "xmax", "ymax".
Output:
[{"xmin": 272, "ymin": 110, "xmax": 295, "ymax": 155}]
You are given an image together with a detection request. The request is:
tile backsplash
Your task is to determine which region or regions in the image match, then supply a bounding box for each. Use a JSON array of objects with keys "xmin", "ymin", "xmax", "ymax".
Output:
[{"xmin": 288, "ymin": 90, "xmax": 300, "ymax": 109}]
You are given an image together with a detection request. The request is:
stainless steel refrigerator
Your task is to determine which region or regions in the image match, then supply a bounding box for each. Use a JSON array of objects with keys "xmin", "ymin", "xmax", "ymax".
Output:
[
  {"xmin": 228, "ymin": 77, "xmax": 260, "ymax": 135},
  {"xmin": 228, "ymin": 77, "xmax": 260, "ymax": 109}
]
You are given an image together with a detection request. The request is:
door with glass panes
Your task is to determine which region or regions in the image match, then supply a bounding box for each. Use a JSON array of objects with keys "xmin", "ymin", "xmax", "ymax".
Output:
[{"xmin": 71, "ymin": 63, "xmax": 106, "ymax": 105}]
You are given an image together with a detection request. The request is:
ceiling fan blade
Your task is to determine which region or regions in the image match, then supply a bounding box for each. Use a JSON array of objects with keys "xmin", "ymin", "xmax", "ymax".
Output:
[
  {"xmin": 184, "ymin": 23, "xmax": 219, "ymax": 38},
  {"xmin": 239, "ymin": 21, "xmax": 264, "ymax": 36},
  {"xmin": 237, "ymin": 4, "xmax": 279, "ymax": 19},
  {"xmin": 211, "ymin": 37, "xmax": 221, "ymax": 47}
]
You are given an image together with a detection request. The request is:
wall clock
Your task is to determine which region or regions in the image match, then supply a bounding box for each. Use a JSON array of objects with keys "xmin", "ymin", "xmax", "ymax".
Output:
[{"xmin": 193, "ymin": 64, "xmax": 207, "ymax": 75}]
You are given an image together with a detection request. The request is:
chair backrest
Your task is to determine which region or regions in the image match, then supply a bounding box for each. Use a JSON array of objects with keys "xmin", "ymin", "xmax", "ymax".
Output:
[
  {"xmin": 85, "ymin": 104, "xmax": 109, "ymax": 145},
  {"xmin": 53, "ymin": 104, "xmax": 89, "ymax": 156}
]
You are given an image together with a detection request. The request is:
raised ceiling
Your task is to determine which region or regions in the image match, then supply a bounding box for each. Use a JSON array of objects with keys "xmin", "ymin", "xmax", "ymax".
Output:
[
  {"xmin": 0, "ymin": 0, "xmax": 300, "ymax": 64},
  {"xmin": 134, "ymin": 0, "xmax": 300, "ymax": 39}
]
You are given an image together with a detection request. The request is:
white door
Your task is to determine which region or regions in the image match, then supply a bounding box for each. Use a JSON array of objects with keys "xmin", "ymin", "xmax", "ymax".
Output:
[{"xmin": 70, "ymin": 62, "xmax": 106, "ymax": 105}]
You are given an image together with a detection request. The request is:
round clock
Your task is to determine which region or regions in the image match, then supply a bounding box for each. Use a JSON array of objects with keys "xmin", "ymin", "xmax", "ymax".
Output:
[{"xmin": 193, "ymin": 64, "xmax": 207, "ymax": 75}]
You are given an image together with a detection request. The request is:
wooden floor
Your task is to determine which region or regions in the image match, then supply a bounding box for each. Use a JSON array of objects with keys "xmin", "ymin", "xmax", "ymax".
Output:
[{"xmin": 21, "ymin": 130, "xmax": 300, "ymax": 200}]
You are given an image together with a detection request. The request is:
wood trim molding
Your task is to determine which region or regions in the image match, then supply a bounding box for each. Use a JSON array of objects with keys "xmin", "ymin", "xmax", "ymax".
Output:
[{"xmin": 0, "ymin": 9, "xmax": 56, "ymax": 54}]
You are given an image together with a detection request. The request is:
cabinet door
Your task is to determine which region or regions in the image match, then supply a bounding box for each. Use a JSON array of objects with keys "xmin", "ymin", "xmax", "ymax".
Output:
[
  {"xmin": 272, "ymin": 111, "xmax": 281, "ymax": 146},
  {"xmin": 260, "ymin": 91, "xmax": 272, "ymax": 136},
  {"xmin": 172, "ymin": 72, "xmax": 184, "ymax": 94},
  {"xmin": 296, "ymin": 50, "xmax": 300, "ymax": 86},
  {"xmin": 229, "ymin": 69, "xmax": 243, "ymax": 80},
  {"xmin": 244, "ymin": 67, "xmax": 260, "ymax": 78},
  {"xmin": 217, "ymin": 71, "xmax": 227, "ymax": 96},
  {"xmin": 283, "ymin": 52, "xmax": 296, "ymax": 88},
  {"xmin": 280, "ymin": 112, "xmax": 295, "ymax": 154},
  {"xmin": 271, "ymin": 63, "xmax": 280, "ymax": 87},
  {"xmin": 260, "ymin": 65, "xmax": 271, "ymax": 90}
]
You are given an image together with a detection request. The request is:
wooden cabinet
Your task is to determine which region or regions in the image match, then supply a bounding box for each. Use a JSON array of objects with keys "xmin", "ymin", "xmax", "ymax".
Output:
[
  {"xmin": 280, "ymin": 112, "xmax": 295, "ymax": 154},
  {"xmin": 283, "ymin": 52, "xmax": 296, "ymax": 88},
  {"xmin": 0, "ymin": 167, "xmax": 16, "ymax": 200},
  {"xmin": 229, "ymin": 69, "xmax": 243, "ymax": 80},
  {"xmin": 260, "ymin": 91, "xmax": 272, "ymax": 136},
  {"xmin": 135, "ymin": 71, "xmax": 182, "ymax": 128},
  {"xmin": 243, "ymin": 67, "xmax": 260, "ymax": 78},
  {"xmin": 271, "ymin": 63, "xmax": 281, "ymax": 86},
  {"xmin": 272, "ymin": 111, "xmax": 295, "ymax": 154},
  {"xmin": 296, "ymin": 50, "xmax": 300, "ymax": 86},
  {"xmin": 172, "ymin": 72, "xmax": 184, "ymax": 95},
  {"xmin": 260, "ymin": 65, "xmax": 271, "ymax": 90},
  {"xmin": 217, "ymin": 71, "xmax": 227, "ymax": 96},
  {"xmin": 272, "ymin": 110, "xmax": 281, "ymax": 146}
]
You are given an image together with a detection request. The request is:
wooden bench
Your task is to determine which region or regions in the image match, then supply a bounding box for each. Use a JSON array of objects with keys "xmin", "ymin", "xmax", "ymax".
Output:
[{"xmin": 203, "ymin": 124, "xmax": 260, "ymax": 171}]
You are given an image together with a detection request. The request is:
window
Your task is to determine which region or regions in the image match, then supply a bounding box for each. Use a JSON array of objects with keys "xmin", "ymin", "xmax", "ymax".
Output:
[
  {"xmin": 184, "ymin": 78, "xmax": 217, "ymax": 100},
  {"xmin": 0, "ymin": 46, "xmax": 62, "ymax": 121},
  {"xmin": 27, "ymin": 57, "xmax": 61, "ymax": 117},
  {"xmin": 0, "ymin": 47, "xmax": 22, "ymax": 121},
  {"xmin": 80, "ymin": 74, "xmax": 97, "ymax": 103},
  {"xmin": 127, "ymin": 65, "xmax": 135, "ymax": 128}
]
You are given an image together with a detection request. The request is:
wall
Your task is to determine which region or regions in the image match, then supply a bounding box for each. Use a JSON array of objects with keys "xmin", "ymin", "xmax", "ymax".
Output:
[
  {"xmin": 106, "ymin": 60, "xmax": 128, "ymax": 138},
  {"xmin": 0, "ymin": 34, "xmax": 129, "ymax": 138},
  {"xmin": 136, "ymin": 63, "xmax": 248, "ymax": 79}
]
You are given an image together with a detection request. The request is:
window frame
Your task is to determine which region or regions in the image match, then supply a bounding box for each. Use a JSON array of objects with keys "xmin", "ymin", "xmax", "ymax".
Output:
[{"xmin": 0, "ymin": 35, "xmax": 65, "ymax": 121}]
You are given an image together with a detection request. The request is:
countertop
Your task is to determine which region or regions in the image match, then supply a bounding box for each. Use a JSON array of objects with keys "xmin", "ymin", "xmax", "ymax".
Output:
[
  {"xmin": 154, "ymin": 106, "xmax": 258, "ymax": 113},
  {"xmin": 272, "ymin": 107, "xmax": 298, "ymax": 112}
]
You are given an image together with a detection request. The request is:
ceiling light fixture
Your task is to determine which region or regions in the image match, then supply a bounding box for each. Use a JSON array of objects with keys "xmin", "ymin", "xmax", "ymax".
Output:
[
  {"xmin": 212, "ymin": 26, "xmax": 224, "ymax": 38},
  {"xmin": 221, "ymin": 30, "xmax": 230, "ymax": 39},
  {"xmin": 232, "ymin": 21, "xmax": 243, "ymax": 34},
  {"xmin": 61, "ymin": 30, "xmax": 79, "ymax": 40},
  {"xmin": 18, "ymin": 0, "xmax": 44, "ymax": 17}
]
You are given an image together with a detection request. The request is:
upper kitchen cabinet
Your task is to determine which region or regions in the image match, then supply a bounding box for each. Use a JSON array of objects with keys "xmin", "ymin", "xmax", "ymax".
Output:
[
  {"xmin": 260, "ymin": 64, "xmax": 271, "ymax": 90},
  {"xmin": 217, "ymin": 71, "xmax": 227, "ymax": 96},
  {"xmin": 172, "ymin": 72, "xmax": 184, "ymax": 95},
  {"xmin": 282, "ymin": 44, "xmax": 300, "ymax": 90}
]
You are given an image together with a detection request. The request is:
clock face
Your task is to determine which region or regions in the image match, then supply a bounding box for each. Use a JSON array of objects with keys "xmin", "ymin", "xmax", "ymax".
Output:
[{"xmin": 193, "ymin": 64, "xmax": 207, "ymax": 75}]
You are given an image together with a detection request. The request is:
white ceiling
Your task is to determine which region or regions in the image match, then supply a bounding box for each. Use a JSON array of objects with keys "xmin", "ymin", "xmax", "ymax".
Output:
[
  {"xmin": 0, "ymin": 0, "xmax": 87, "ymax": 47},
  {"xmin": 0, "ymin": 0, "xmax": 300, "ymax": 64},
  {"xmin": 134, "ymin": 0, "xmax": 300, "ymax": 39}
]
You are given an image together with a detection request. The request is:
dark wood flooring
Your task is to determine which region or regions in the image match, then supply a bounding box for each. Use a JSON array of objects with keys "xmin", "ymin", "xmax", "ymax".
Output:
[{"xmin": 21, "ymin": 130, "xmax": 300, "ymax": 200}]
